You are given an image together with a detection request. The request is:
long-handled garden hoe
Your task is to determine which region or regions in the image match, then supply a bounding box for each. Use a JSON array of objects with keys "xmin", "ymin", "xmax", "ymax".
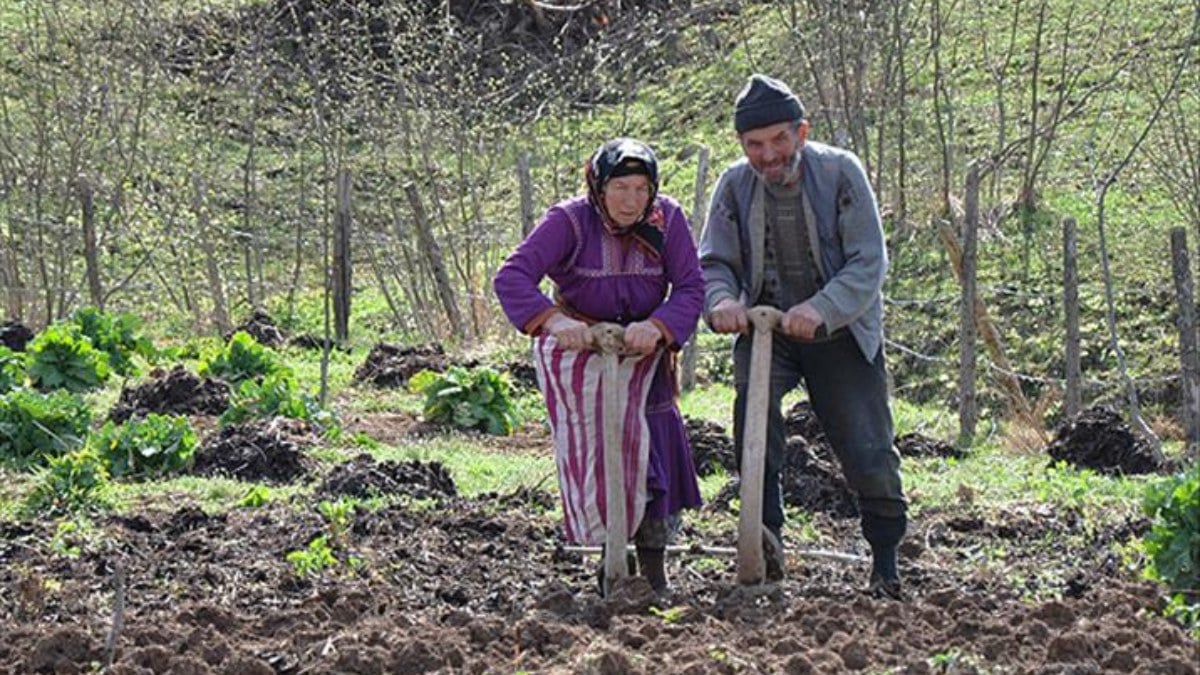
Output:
[{"xmin": 591, "ymin": 322, "xmax": 630, "ymax": 595}]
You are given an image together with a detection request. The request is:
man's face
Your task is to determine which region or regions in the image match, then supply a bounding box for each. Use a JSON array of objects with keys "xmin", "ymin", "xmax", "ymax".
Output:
[{"xmin": 739, "ymin": 121, "xmax": 804, "ymax": 186}]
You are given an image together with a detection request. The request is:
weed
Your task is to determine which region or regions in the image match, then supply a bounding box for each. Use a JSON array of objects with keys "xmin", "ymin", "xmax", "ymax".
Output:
[
  {"xmin": 89, "ymin": 414, "xmax": 197, "ymax": 478},
  {"xmin": 27, "ymin": 325, "xmax": 111, "ymax": 393},
  {"xmin": 0, "ymin": 389, "xmax": 91, "ymax": 466},
  {"xmin": 409, "ymin": 366, "xmax": 520, "ymax": 436},
  {"xmin": 21, "ymin": 448, "xmax": 112, "ymax": 517},
  {"xmin": 286, "ymin": 534, "xmax": 338, "ymax": 579},
  {"xmin": 238, "ymin": 485, "xmax": 273, "ymax": 508}
]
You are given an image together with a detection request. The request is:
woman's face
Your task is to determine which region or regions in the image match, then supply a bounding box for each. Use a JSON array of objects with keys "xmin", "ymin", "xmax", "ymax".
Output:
[{"xmin": 602, "ymin": 174, "xmax": 652, "ymax": 227}]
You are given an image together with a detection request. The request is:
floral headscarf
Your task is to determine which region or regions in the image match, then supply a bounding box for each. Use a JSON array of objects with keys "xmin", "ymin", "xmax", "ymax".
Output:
[{"xmin": 585, "ymin": 138, "xmax": 667, "ymax": 260}]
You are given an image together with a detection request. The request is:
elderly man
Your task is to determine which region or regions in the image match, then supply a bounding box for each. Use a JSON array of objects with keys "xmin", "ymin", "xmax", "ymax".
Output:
[{"xmin": 699, "ymin": 74, "xmax": 906, "ymax": 598}]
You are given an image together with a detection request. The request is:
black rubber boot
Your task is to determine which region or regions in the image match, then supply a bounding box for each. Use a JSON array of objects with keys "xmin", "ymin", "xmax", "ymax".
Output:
[
  {"xmin": 861, "ymin": 512, "xmax": 906, "ymax": 599},
  {"xmin": 636, "ymin": 547, "xmax": 669, "ymax": 594}
]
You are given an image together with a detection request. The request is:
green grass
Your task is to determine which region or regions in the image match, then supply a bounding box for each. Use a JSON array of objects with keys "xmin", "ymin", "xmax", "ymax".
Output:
[
  {"xmin": 113, "ymin": 474, "xmax": 308, "ymax": 514},
  {"xmin": 368, "ymin": 436, "xmax": 556, "ymax": 499}
]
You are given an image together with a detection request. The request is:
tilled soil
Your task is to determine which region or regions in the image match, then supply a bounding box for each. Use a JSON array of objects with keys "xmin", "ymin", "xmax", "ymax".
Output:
[
  {"xmin": 1047, "ymin": 406, "xmax": 1170, "ymax": 475},
  {"xmin": 1, "ymin": 493, "xmax": 1195, "ymax": 674},
  {"xmin": 353, "ymin": 343, "xmax": 463, "ymax": 388},
  {"xmin": 226, "ymin": 309, "xmax": 287, "ymax": 348},
  {"xmin": 0, "ymin": 320, "xmax": 34, "ymax": 351},
  {"xmin": 191, "ymin": 418, "xmax": 319, "ymax": 483},
  {"xmin": 687, "ymin": 416, "xmax": 735, "ymax": 477},
  {"xmin": 108, "ymin": 366, "xmax": 231, "ymax": 423},
  {"xmin": 317, "ymin": 453, "xmax": 458, "ymax": 501}
]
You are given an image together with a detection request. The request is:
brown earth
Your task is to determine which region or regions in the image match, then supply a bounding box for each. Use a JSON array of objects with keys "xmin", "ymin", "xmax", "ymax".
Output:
[
  {"xmin": 1, "ymin": 490, "xmax": 1196, "ymax": 674},
  {"xmin": 0, "ymin": 320, "xmax": 34, "ymax": 351},
  {"xmin": 191, "ymin": 418, "xmax": 320, "ymax": 484},
  {"xmin": 1047, "ymin": 406, "xmax": 1171, "ymax": 475},
  {"xmin": 353, "ymin": 343, "xmax": 466, "ymax": 388},
  {"xmin": 108, "ymin": 366, "xmax": 231, "ymax": 423},
  {"xmin": 225, "ymin": 309, "xmax": 287, "ymax": 348}
]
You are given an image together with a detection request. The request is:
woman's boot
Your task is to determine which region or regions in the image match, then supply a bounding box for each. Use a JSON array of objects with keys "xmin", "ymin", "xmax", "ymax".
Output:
[{"xmin": 636, "ymin": 547, "xmax": 668, "ymax": 594}]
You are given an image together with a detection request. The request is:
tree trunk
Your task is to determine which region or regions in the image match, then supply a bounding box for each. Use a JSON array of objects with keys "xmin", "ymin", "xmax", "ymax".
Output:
[
  {"xmin": 192, "ymin": 171, "xmax": 230, "ymax": 335},
  {"xmin": 80, "ymin": 176, "xmax": 104, "ymax": 310}
]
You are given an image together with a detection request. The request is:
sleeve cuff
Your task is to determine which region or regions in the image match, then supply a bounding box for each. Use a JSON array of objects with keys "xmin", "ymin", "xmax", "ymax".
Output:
[
  {"xmin": 649, "ymin": 318, "xmax": 677, "ymax": 350},
  {"xmin": 522, "ymin": 307, "xmax": 560, "ymax": 336}
]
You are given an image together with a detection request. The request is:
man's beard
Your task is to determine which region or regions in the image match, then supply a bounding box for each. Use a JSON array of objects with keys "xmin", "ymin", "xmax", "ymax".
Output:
[{"xmin": 751, "ymin": 148, "xmax": 803, "ymax": 187}]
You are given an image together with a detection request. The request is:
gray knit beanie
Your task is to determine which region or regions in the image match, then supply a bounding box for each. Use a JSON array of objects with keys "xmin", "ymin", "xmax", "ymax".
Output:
[{"xmin": 733, "ymin": 74, "xmax": 805, "ymax": 133}]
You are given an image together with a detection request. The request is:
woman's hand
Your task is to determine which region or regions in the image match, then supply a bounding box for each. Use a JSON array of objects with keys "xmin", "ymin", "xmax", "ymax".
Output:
[
  {"xmin": 623, "ymin": 320, "xmax": 662, "ymax": 355},
  {"xmin": 545, "ymin": 313, "xmax": 593, "ymax": 351}
]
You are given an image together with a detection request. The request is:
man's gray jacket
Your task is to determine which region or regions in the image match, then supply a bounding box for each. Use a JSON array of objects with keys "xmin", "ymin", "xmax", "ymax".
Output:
[{"xmin": 698, "ymin": 140, "xmax": 886, "ymax": 361}]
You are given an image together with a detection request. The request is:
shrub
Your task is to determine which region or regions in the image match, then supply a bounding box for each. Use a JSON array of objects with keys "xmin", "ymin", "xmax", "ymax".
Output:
[
  {"xmin": 0, "ymin": 389, "xmax": 91, "ymax": 465},
  {"xmin": 200, "ymin": 331, "xmax": 289, "ymax": 384},
  {"xmin": 21, "ymin": 448, "xmax": 112, "ymax": 517},
  {"xmin": 220, "ymin": 372, "xmax": 337, "ymax": 433},
  {"xmin": 69, "ymin": 307, "xmax": 155, "ymax": 376},
  {"xmin": 89, "ymin": 414, "xmax": 197, "ymax": 478},
  {"xmin": 0, "ymin": 346, "xmax": 26, "ymax": 394},
  {"xmin": 1143, "ymin": 464, "xmax": 1200, "ymax": 633},
  {"xmin": 27, "ymin": 324, "xmax": 111, "ymax": 392},
  {"xmin": 409, "ymin": 365, "xmax": 520, "ymax": 435}
]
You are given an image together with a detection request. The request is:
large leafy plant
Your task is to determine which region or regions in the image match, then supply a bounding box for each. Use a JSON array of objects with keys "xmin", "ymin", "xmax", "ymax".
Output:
[
  {"xmin": 0, "ymin": 389, "xmax": 91, "ymax": 465},
  {"xmin": 70, "ymin": 307, "xmax": 155, "ymax": 376},
  {"xmin": 200, "ymin": 331, "xmax": 289, "ymax": 384},
  {"xmin": 89, "ymin": 414, "xmax": 197, "ymax": 478},
  {"xmin": 409, "ymin": 365, "xmax": 520, "ymax": 435},
  {"xmin": 0, "ymin": 346, "xmax": 26, "ymax": 393},
  {"xmin": 27, "ymin": 325, "xmax": 111, "ymax": 392},
  {"xmin": 1143, "ymin": 464, "xmax": 1200, "ymax": 633},
  {"xmin": 220, "ymin": 372, "xmax": 338, "ymax": 433}
]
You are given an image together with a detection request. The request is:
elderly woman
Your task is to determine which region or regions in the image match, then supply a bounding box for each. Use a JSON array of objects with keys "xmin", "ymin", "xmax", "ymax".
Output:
[{"xmin": 493, "ymin": 138, "xmax": 704, "ymax": 595}]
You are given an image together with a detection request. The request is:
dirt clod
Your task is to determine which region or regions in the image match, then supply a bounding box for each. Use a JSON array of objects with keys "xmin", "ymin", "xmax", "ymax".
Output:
[
  {"xmin": 225, "ymin": 309, "xmax": 286, "ymax": 348},
  {"xmin": 0, "ymin": 320, "xmax": 34, "ymax": 352},
  {"xmin": 109, "ymin": 366, "xmax": 231, "ymax": 423},
  {"xmin": 687, "ymin": 416, "xmax": 735, "ymax": 477},
  {"xmin": 318, "ymin": 453, "xmax": 457, "ymax": 500},
  {"xmin": 1046, "ymin": 406, "xmax": 1168, "ymax": 475},
  {"xmin": 353, "ymin": 343, "xmax": 453, "ymax": 388},
  {"xmin": 192, "ymin": 418, "xmax": 317, "ymax": 483}
]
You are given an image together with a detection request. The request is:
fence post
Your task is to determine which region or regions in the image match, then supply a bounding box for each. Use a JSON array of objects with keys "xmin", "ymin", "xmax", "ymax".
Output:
[
  {"xmin": 1170, "ymin": 227, "xmax": 1200, "ymax": 460},
  {"xmin": 333, "ymin": 168, "xmax": 352, "ymax": 343},
  {"xmin": 957, "ymin": 164, "xmax": 979, "ymax": 449},
  {"xmin": 518, "ymin": 152, "xmax": 535, "ymax": 238},
  {"xmin": 1063, "ymin": 217, "xmax": 1082, "ymax": 419},
  {"xmin": 680, "ymin": 146, "xmax": 710, "ymax": 392}
]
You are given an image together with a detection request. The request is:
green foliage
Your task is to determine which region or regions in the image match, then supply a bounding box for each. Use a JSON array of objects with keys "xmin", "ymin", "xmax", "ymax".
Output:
[
  {"xmin": 200, "ymin": 331, "xmax": 289, "ymax": 384},
  {"xmin": 27, "ymin": 324, "xmax": 111, "ymax": 392},
  {"xmin": 239, "ymin": 485, "xmax": 273, "ymax": 508},
  {"xmin": 286, "ymin": 534, "xmax": 338, "ymax": 579},
  {"xmin": 220, "ymin": 372, "xmax": 338, "ymax": 433},
  {"xmin": 1142, "ymin": 464, "xmax": 1200, "ymax": 632},
  {"xmin": 0, "ymin": 389, "xmax": 91, "ymax": 465},
  {"xmin": 69, "ymin": 307, "xmax": 155, "ymax": 376},
  {"xmin": 21, "ymin": 448, "xmax": 112, "ymax": 517},
  {"xmin": 410, "ymin": 366, "xmax": 520, "ymax": 436},
  {"xmin": 89, "ymin": 414, "xmax": 197, "ymax": 478},
  {"xmin": 0, "ymin": 346, "xmax": 26, "ymax": 394},
  {"xmin": 318, "ymin": 498, "xmax": 357, "ymax": 547}
]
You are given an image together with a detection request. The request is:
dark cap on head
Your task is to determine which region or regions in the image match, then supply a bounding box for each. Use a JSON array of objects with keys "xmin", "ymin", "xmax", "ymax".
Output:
[
  {"xmin": 589, "ymin": 138, "xmax": 659, "ymax": 187},
  {"xmin": 733, "ymin": 74, "xmax": 805, "ymax": 133}
]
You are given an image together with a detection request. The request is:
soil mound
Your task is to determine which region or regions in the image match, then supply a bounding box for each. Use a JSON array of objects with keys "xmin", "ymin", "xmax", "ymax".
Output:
[
  {"xmin": 318, "ymin": 453, "xmax": 457, "ymax": 500},
  {"xmin": 896, "ymin": 432, "xmax": 964, "ymax": 459},
  {"xmin": 1047, "ymin": 406, "xmax": 1167, "ymax": 475},
  {"xmin": 0, "ymin": 320, "xmax": 34, "ymax": 351},
  {"xmin": 505, "ymin": 360, "xmax": 539, "ymax": 390},
  {"xmin": 288, "ymin": 333, "xmax": 348, "ymax": 352},
  {"xmin": 225, "ymin": 308, "xmax": 286, "ymax": 348},
  {"xmin": 687, "ymin": 416, "xmax": 735, "ymax": 477},
  {"xmin": 780, "ymin": 436, "xmax": 859, "ymax": 518},
  {"xmin": 192, "ymin": 418, "xmax": 317, "ymax": 483},
  {"xmin": 353, "ymin": 343, "xmax": 456, "ymax": 388},
  {"xmin": 108, "ymin": 365, "xmax": 231, "ymax": 423}
]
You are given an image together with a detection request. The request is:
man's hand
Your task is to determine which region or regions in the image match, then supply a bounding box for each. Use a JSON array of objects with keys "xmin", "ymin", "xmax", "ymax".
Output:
[
  {"xmin": 623, "ymin": 320, "xmax": 662, "ymax": 355},
  {"xmin": 545, "ymin": 313, "xmax": 593, "ymax": 351},
  {"xmin": 780, "ymin": 302, "xmax": 825, "ymax": 340},
  {"xmin": 709, "ymin": 297, "xmax": 749, "ymax": 334}
]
